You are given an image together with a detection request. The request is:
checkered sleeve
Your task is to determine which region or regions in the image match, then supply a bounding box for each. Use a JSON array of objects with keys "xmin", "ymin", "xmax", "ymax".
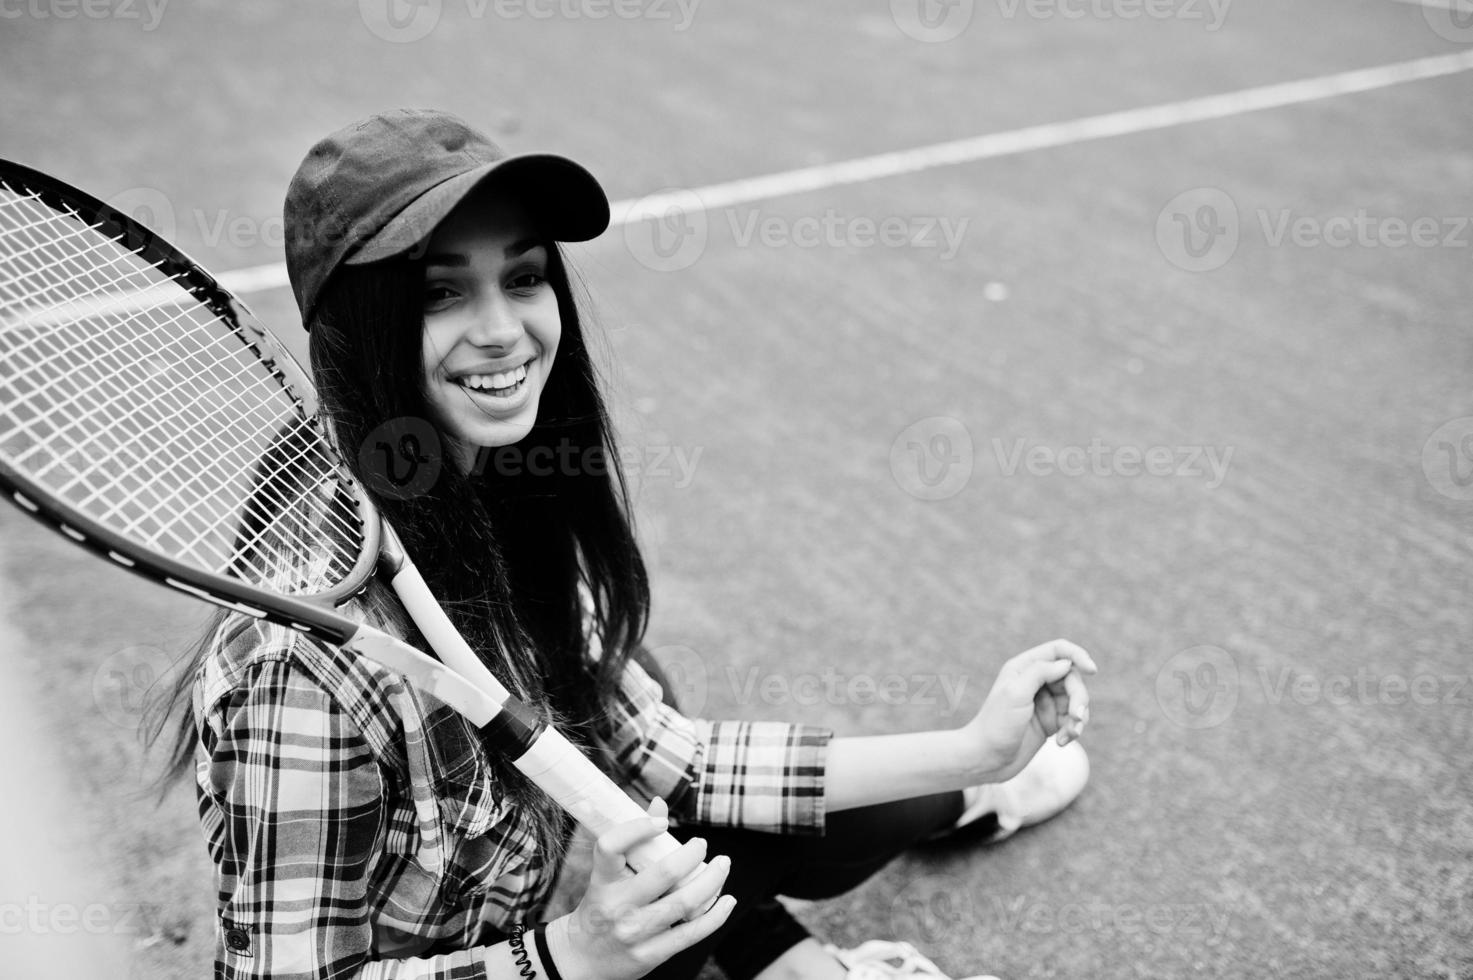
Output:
[
  {"xmin": 600, "ymin": 657, "xmax": 832, "ymax": 835},
  {"xmin": 204, "ymin": 656, "xmax": 493, "ymax": 980}
]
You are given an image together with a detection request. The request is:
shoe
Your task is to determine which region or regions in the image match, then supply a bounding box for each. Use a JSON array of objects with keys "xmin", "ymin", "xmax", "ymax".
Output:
[
  {"xmin": 822, "ymin": 940, "xmax": 999, "ymax": 980},
  {"xmin": 926, "ymin": 738, "xmax": 1089, "ymax": 844}
]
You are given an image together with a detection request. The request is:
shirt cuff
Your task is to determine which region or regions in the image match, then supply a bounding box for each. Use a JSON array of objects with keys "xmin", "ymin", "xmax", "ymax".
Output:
[{"xmin": 690, "ymin": 720, "xmax": 832, "ymax": 835}]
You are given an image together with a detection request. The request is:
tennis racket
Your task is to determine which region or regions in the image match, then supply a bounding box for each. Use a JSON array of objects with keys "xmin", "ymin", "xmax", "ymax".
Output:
[{"xmin": 0, "ymin": 158, "xmax": 707, "ymax": 889}]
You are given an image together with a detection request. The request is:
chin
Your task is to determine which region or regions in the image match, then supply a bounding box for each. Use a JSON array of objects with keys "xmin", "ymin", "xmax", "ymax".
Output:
[
  {"xmin": 470, "ymin": 409, "xmax": 539, "ymax": 448},
  {"xmin": 476, "ymin": 424, "xmax": 534, "ymax": 448}
]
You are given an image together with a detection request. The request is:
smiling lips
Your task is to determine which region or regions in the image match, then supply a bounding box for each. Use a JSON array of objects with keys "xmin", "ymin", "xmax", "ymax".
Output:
[{"xmin": 453, "ymin": 359, "xmax": 531, "ymax": 395}]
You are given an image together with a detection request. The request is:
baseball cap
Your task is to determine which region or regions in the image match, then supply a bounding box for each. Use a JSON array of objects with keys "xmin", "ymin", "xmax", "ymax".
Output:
[{"xmin": 284, "ymin": 108, "xmax": 609, "ymax": 327}]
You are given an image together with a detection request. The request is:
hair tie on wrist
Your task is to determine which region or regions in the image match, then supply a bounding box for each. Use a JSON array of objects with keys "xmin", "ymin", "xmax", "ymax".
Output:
[
  {"xmin": 533, "ymin": 924, "xmax": 565, "ymax": 980},
  {"xmin": 509, "ymin": 923, "xmax": 536, "ymax": 978}
]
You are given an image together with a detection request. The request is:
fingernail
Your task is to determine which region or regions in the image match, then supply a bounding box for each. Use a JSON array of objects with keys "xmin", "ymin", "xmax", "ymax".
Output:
[{"xmin": 650, "ymin": 817, "xmax": 668, "ymax": 830}]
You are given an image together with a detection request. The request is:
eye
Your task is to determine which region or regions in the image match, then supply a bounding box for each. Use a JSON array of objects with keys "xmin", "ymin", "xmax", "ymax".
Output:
[
  {"xmin": 424, "ymin": 283, "xmax": 460, "ymax": 312},
  {"xmin": 506, "ymin": 270, "xmax": 547, "ymax": 295}
]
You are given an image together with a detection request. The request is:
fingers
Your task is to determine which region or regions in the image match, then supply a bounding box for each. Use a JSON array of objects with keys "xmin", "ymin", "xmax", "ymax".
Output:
[
  {"xmin": 1062, "ymin": 668, "xmax": 1089, "ymax": 724},
  {"xmin": 1018, "ymin": 642, "xmax": 1094, "ymax": 743},
  {"xmin": 1021, "ymin": 656, "xmax": 1074, "ymax": 690},
  {"xmin": 1019, "ymin": 638, "xmax": 1098, "ymax": 674},
  {"xmin": 1045, "ymin": 665, "xmax": 1089, "ymax": 745},
  {"xmin": 591, "ymin": 801, "xmax": 671, "ymax": 883},
  {"xmin": 613, "ymin": 850, "xmax": 732, "ymax": 941},
  {"xmin": 621, "ymin": 835, "xmax": 713, "ymax": 906},
  {"xmin": 629, "ymin": 893, "xmax": 738, "ymax": 967}
]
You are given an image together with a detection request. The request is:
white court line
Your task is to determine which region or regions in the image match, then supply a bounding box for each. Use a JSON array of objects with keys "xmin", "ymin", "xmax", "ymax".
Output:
[
  {"xmin": 1388, "ymin": 0, "xmax": 1469, "ymax": 11},
  {"xmin": 198, "ymin": 49, "xmax": 1465, "ymax": 296}
]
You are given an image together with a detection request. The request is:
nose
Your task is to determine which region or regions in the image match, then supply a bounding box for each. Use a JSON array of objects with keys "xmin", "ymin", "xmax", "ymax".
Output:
[{"xmin": 466, "ymin": 291, "xmax": 524, "ymax": 349}]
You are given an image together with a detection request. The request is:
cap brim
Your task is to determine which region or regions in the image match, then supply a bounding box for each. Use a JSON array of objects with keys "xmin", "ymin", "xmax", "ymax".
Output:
[{"xmin": 345, "ymin": 153, "xmax": 610, "ymax": 265}]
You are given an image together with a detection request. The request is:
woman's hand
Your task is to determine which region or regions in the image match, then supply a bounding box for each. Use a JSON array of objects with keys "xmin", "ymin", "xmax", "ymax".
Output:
[
  {"xmin": 545, "ymin": 798, "xmax": 736, "ymax": 980},
  {"xmin": 962, "ymin": 639, "xmax": 1098, "ymax": 783}
]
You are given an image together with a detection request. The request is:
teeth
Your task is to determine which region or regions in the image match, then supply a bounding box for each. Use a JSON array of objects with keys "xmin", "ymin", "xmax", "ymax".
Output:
[{"xmin": 457, "ymin": 362, "xmax": 528, "ymax": 392}]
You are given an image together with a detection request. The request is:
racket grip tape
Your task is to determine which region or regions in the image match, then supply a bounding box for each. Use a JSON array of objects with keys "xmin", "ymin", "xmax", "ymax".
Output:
[{"xmin": 512, "ymin": 726, "xmax": 719, "ymax": 915}]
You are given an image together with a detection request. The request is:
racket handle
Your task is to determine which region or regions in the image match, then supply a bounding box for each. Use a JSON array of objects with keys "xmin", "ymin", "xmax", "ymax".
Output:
[
  {"xmin": 516, "ymin": 726, "xmax": 718, "ymax": 914},
  {"xmin": 387, "ymin": 548, "xmax": 718, "ymax": 913}
]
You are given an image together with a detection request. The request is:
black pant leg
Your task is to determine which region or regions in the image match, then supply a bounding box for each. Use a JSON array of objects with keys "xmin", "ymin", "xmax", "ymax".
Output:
[{"xmin": 641, "ymin": 792, "xmax": 964, "ymax": 980}]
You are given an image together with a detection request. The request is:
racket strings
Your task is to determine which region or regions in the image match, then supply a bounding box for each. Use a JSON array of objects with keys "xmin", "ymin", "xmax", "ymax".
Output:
[
  {"xmin": 8, "ymin": 297, "xmax": 359, "ymax": 556},
  {"xmin": 0, "ymin": 218, "xmax": 363, "ymax": 593},
  {"xmin": 0, "ymin": 180, "xmax": 365, "ymax": 596},
  {"xmin": 0, "ymin": 208, "xmax": 353, "ymax": 554}
]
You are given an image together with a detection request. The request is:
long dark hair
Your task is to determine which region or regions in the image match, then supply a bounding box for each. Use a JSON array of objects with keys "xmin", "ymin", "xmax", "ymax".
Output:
[{"xmin": 145, "ymin": 238, "xmax": 651, "ymax": 868}]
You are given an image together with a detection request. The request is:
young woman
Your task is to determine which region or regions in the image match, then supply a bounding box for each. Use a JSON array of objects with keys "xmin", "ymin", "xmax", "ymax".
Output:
[{"xmin": 150, "ymin": 109, "xmax": 1096, "ymax": 980}]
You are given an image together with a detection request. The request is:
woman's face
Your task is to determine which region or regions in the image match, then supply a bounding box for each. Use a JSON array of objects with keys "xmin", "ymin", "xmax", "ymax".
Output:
[{"xmin": 419, "ymin": 193, "xmax": 561, "ymax": 473}]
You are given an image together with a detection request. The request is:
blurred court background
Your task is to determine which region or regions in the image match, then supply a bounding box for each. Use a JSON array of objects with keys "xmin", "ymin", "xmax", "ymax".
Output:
[{"xmin": 2, "ymin": 1, "xmax": 1472, "ymax": 977}]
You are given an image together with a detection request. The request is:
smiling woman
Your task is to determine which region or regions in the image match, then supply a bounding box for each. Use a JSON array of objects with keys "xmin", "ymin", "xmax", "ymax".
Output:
[{"xmin": 143, "ymin": 108, "xmax": 1095, "ymax": 980}]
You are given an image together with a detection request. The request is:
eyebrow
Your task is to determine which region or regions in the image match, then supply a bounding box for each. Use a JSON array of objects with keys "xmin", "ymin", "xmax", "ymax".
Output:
[{"xmin": 422, "ymin": 238, "xmax": 545, "ymax": 268}]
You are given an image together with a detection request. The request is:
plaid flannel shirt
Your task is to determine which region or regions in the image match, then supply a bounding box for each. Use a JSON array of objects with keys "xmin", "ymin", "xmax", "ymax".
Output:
[{"xmin": 192, "ymin": 589, "xmax": 832, "ymax": 980}]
